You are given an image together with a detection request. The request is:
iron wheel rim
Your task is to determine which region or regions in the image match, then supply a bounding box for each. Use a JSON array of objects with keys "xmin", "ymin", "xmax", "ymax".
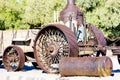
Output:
[
  {"xmin": 3, "ymin": 46, "xmax": 25, "ymax": 71},
  {"xmin": 34, "ymin": 24, "xmax": 78, "ymax": 73}
]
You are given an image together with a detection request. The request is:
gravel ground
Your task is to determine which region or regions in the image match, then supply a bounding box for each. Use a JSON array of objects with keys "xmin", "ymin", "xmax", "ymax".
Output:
[{"xmin": 0, "ymin": 55, "xmax": 120, "ymax": 80}]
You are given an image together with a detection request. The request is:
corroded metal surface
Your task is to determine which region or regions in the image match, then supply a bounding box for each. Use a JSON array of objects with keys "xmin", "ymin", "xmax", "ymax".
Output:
[
  {"xmin": 59, "ymin": 56, "xmax": 113, "ymax": 77},
  {"xmin": 78, "ymin": 23, "xmax": 107, "ymax": 56},
  {"xmin": 60, "ymin": 0, "xmax": 107, "ymax": 56},
  {"xmin": 3, "ymin": 46, "xmax": 25, "ymax": 71},
  {"xmin": 87, "ymin": 23, "xmax": 107, "ymax": 56},
  {"xmin": 34, "ymin": 23, "xmax": 79, "ymax": 73},
  {"xmin": 60, "ymin": 0, "xmax": 85, "ymax": 25},
  {"xmin": 77, "ymin": 23, "xmax": 106, "ymax": 47},
  {"xmin": 87, "ymin": 23, "xmax": 106, "ymax": 46}
]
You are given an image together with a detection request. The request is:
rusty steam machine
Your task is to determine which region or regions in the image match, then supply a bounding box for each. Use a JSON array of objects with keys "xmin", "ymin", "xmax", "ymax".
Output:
[{"xmin": 1, "ymin": 0, "xmax": 120, "ymax": 77}]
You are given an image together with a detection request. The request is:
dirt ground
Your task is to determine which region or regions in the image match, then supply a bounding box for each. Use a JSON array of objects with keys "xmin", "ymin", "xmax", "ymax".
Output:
[{"xmin": 0, "ymin": 55, "xmax": 120, "ymax": 80}]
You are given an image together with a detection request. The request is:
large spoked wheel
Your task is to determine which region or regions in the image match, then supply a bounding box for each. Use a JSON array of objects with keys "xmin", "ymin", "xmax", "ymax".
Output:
[
  {"xmin": 3, "ymin": 46, "xmax": 25, "ymax": 71},
  {"xmin": 34, "ymin": 24, "xmax": 79, "ymax": 73},
  {"xmin": 117, "ymin": 55, "xmax": 120, "ymax": 64}
]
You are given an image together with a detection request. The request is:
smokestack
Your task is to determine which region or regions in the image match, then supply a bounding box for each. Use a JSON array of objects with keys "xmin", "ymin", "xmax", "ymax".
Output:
[
  {"xmin": 67, "ymin": 0, "xmax": 75, "ymax": 5},
  {"xmin": 60, "ymin": 0, "xmax": 84, "ymax": 25}
]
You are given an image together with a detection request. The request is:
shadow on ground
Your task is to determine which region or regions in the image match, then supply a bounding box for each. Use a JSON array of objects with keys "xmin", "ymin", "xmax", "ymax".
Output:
[
  {"xmin": 0, "ymin": 64, "xmax": 4, "ymax": 69},
  {"xmin": 0, "ymin": 63, "xmax": 38, "ymax": 71},
  {"xmin": 112, "ymin": 69, "xmax": 120, "ymax": 73},
  {"xmin": 22, "ymin": 65, "xmax": 35, "ymax": 71}
]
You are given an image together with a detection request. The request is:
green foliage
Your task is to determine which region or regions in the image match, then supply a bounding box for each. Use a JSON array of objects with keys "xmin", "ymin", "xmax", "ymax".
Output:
[
  {"xmin": 0, "ymin": 0, "xmax": 27, "ymax": 30},
  {"xmin": 76, "ymin": 0, "xmax": 120, "ymax": 38},
  {"xmin": 0, "ymin": 0, "xmax": 120, "ymax": 38},
  {"xmin": 23, "ymin": 0, "xmax": 66, "ymax": 28}
]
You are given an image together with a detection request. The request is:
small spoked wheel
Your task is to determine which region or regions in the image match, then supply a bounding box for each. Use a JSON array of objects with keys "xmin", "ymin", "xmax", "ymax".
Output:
[
  {"xmin": 117, "ymin": 55, "xmax": 120, "ymax": 64},
  {"xmin": 3, "ymin": 46, "xmax": 25, "ymax": 71},
  {"xmin": 34, "ymin": 24, "xmax": 78, "ymax": 73}
]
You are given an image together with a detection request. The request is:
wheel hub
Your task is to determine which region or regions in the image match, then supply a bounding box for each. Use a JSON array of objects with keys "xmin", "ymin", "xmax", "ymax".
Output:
[{"xmin": 48, "ymin": 41, "xmax": 59, "ymax": 56}]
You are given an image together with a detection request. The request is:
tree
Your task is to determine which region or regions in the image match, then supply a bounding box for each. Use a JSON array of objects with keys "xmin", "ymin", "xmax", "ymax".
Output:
[
  {"xmin": 76, "ymin": 0, "xmax": 120, "ymax": 38},
  {"xmin": 23, "ymin": 0, "xmax": 66, "ymax": 28},
  {"xmin": 0, "ymin": 0, "xmax": 28, "ymax": 30}
]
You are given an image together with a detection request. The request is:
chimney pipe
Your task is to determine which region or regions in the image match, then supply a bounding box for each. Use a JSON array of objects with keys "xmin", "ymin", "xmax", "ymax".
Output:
[{"xmin": 67, "ymin": 0, "xmax": 75, "ymax": 5}]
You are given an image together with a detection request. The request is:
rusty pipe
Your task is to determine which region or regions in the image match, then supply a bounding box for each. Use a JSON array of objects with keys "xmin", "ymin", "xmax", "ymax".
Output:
[{"xmin": 59, "ymin": 56, "xmax": 113, "ymax": 77}]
